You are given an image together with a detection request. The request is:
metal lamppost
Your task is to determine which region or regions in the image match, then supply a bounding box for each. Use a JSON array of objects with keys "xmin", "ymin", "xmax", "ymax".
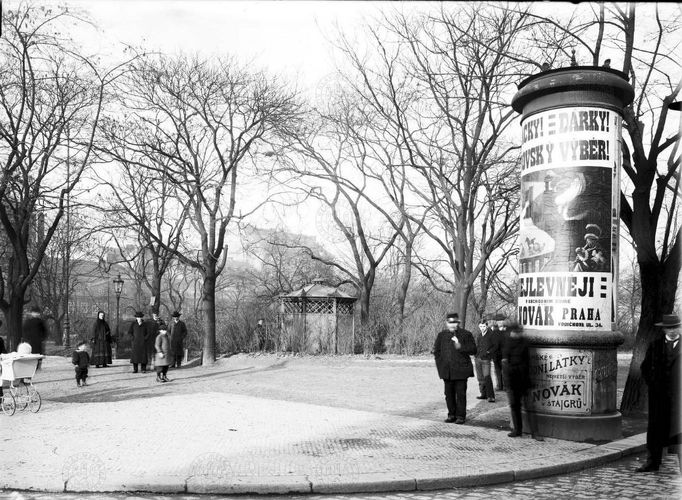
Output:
[{"xmin": 113, "ymin": 274, "xmax": 124, "ymax": 359}]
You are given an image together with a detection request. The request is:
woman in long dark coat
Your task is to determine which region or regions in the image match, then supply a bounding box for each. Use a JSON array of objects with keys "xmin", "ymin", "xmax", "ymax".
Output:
[
  {"xmin": 128, "ymin": 311, "xmax": 151, "ymax": 373},
  {"xmin": 90, "ymin": 310, "xmax": 112, "ymax": 368}
]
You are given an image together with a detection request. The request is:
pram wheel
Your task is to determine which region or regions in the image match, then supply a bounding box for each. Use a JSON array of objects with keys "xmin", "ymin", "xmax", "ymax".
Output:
[
  {"xmin": 1, "ymin": 391, "xmax": 16, "ymax": 416},
  {"xmin": 26, "ymin": 385, "xmax": 41, "ymax": 413}
]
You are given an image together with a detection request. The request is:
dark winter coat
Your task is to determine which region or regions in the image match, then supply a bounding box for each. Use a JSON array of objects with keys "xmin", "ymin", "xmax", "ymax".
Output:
[
  {"xmin": 475, "ymin": 329, "xmax": 498, "ymax": 361},
  {"xmin": 502, "ymin": 334, "xmax": 532, "ymax": 393},
  {"xmin": 169, "ymin": 319, "xmax": 188, "ymax": 357},
  {"xmin": 154, "ymin": 332, "xmax": 171, "ymax": 367},
  {"xmin": 641, "ymin": 335, "xmax": 681, "ymax": 446},
  {"xmin": 490, "ymin": 326, "xmax": 507, "ymax": 364},
  {"xmin": 22, "ymin": 317, "xmax": 48, "ymax": 355},
  {"xmin": 433, "ymin": 327, "xmax": 476, "ymax": 380},
  {"xmin": 72, "ymin": 350, "xmax": 90, "ymax": 369},
  {"xmin": 128, "ymin": 320, "xmax": 151, "ymax": 364},
  {"xmin": 90, "ymin": 319, "xmax": 112, "ymax": 366}
]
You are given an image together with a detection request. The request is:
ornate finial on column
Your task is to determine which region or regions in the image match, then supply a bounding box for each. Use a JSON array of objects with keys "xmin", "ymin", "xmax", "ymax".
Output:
[{"xmin": 570, "ymin": 48, "xmax": 578, "ymax": 67}]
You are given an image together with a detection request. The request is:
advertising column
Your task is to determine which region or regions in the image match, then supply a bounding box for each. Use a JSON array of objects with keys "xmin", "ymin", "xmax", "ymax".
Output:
[{"xmin": 512, "ymin": 67, "xmax": 634, "ymax": 441}]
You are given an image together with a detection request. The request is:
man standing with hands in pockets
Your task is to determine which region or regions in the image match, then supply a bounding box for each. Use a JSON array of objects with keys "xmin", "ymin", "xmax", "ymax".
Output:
[{"xmin": 434, "ymin": 313, "xmax": 476, "ymax": 424}]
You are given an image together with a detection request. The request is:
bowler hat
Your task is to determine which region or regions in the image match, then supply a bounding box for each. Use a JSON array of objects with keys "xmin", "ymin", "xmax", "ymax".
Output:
[
  {"xmin": 134, "ymin": 311, "xmax": 144, "ymax": 318},
  {"xmin": 171, "ymin": 311, "xmax": 181, "ymax": 318},
  {"xmin": 446, "ymin": 313, "xmax": 459, "ymax": 322},
  {"xmin": 654, "ymin": 314, "xmax": 681, "ymax": 328}
]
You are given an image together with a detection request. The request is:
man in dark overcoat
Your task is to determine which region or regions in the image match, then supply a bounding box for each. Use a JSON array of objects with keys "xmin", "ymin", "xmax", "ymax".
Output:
[
  {"xmin": 433, "ymin": 312, "xmax": 476, "ymax": 424},
  {"xmin": 169, "ymin": 311, "xmax": 188, "ymax": 368},
  {"xmin": 128, "ymin": 311, "xmax": 151, "ymax": 373},
  {"xmin": 636, "ymin": 314, "xmax": 682, "ymax": 473},
  {"xmin": 502, "ymin": 322, "xmax": 542, "ymax": 440},
  {"xmin": 22, "ymin": 306, "xmax": 48, "ymax": 369}
]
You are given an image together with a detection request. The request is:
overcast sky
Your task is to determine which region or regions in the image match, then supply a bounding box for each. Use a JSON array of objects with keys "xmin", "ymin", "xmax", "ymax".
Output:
[{"xmin": 65, "ymin": 0, "xmax": 436, "ymax": 92}]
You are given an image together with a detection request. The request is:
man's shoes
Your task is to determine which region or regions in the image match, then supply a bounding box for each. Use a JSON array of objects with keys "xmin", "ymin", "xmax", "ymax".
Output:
[
  {"xmin": 508, "ymin": 431, "xmax": 522, "ymax": 437},
  {"xmin": 476, "ymin": 395, "xmax": 486, "ymax": 400},
  {"xmin": 454, "ymin": 418, "xmax": 465, "ymax": 424},
  {"xmin": 532, "ymin": 434, "xmax": 544, "ymax": 441},
  {"xmin": 487, "ymin": 398, "xmax": 496, "ymax": 403},
  {"xmin": 133, "ymin": 370, "xmax": 138, "ymax": 373},
  {"xmin": 635, "ymin": 462, "xmax": 659, "ymax": 472},
  {"xmin": 444, "ymin": 416, "xmax": 456, "ymax": 423}
]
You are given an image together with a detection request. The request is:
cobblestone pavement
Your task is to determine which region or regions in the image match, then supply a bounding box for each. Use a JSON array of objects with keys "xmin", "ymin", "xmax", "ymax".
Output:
[
  {"xmin": 2, "ymin": 451, "xmax": 680, "ymax": 499},
  {"xmin": 0, "ymin": 353, "xmax": 650, "ymax": 496}
]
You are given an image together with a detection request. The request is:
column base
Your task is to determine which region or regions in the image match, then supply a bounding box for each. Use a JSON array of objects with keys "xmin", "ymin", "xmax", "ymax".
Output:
[{"xmin": 523, "ymin": 411, "xmax": 622, "ymax": 442}]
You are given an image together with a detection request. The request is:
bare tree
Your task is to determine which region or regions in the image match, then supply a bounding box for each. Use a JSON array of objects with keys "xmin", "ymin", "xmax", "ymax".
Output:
[
  {"xmin": 99, "ymin": 54, "xmax": 300, "ymax": 364},
  {"xmin": 279, "ymin": 90, "xmax": 407, "ymax": 327},
  {"xmin": 93, "ymin": 124, "xmax": 190, "ymax": 315},
  {"xmin": 332, "ymin": 5, "xmax": 529, "ymax": 326},
  {"xmin": 0, "ymin": 4, "xmax": 131, "ymax": 349}
]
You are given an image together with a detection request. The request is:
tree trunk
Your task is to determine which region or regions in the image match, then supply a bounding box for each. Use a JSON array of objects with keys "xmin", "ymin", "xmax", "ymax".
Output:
[
  {"xmin": 453, "ymin": 283, "xmax": 471, "ymax": 328},
  {"xmin": 201, "ymin": 271, "xmax": 217, "ymax": 365},
  {"xmin": 359, "ymin": 285, "xmax": 370, "ymax": 325},
  {"xmin": 620, "ymin": 257, "xmax": 680, "ymax": 415},
  {"xmin": 396, "ymin": 246, "xmax": 413, "ymax": 353},
  {"xmin": 5, "ymin": 292, "xmax": 26, "ymax": 351}
]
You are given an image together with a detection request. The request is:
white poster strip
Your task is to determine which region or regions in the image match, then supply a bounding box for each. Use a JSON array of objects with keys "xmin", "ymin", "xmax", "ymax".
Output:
[{"xmin": 529, "ymin": 347, "xmax": 593, "ymax": 415}]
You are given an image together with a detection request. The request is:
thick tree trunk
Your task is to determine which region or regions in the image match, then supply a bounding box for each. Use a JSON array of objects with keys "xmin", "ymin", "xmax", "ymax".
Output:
[
  {"xmin": 453, "ymin": 283, "xmax": 471, "ymax": 328},
  {"xmin": 201, "ymin": 272, "xmax": 217, "ymax": 365},
  {"xmin": 5, "ymin": 293, "xmax": 26, "ymax": 351},
  {"xmin": 620, "ymin": 257, "xmax": 680, "ymax": 415}
]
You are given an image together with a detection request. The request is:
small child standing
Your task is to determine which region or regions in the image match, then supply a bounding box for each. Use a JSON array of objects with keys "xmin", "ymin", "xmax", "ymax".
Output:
[{"xmin": 72, "ymin": 341, "xmax": 90, "ymax": 387}]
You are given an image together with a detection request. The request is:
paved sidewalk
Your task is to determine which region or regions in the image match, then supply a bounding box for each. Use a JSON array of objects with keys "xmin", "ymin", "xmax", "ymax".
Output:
[{"xmin": 0, "ymin": 354, "xmax": 646, "ymax": 495}]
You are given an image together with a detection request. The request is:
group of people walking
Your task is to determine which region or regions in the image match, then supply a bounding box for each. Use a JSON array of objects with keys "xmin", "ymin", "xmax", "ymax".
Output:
[
  {"xmin": 126, "ymin": 309, "xmax": 188, "ymax": 382},
  {"xmin": 71, "ymin": 308, "xmax": 188, "ymax": 386},
  {"xmin": 433, "ymin": 312, "xmax": 541, "ymax": 440}
]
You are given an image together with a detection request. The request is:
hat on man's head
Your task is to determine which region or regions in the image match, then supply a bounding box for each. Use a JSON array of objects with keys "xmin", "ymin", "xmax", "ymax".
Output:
[
  {"xmin": 654, "ymin": 314, "xmax": 681, "ymax": 328},
  {"xmin": 446, "ymin": 313, "xmax": 460, "ymax": 322},
  {"xmin": 134, "ymin": 311, "xmax": 144, "ymax": 318},
  {"xmin": 171, "ymin": 311, "xmax": 181, "ymax": 318},
  {"xmin": 507, "ymin": 321, "xmax": 523, "ymax": 333}
]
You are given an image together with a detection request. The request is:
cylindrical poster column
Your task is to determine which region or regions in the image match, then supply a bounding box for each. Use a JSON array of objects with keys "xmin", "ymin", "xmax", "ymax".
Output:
[{"xmin": 511, "ymin": 67, "xmax": 634, "ymax": 441}]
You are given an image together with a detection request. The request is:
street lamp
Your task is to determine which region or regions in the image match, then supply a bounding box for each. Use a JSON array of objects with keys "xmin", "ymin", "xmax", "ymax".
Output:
[{"xmin": 113, "ymin": 274, "xmax": 124, "ymax": 359}]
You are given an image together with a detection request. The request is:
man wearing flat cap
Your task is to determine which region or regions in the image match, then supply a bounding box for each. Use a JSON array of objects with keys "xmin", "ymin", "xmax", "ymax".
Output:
[
  {"xmin": 169, "ymin": 311, "xmax": 188, "ymax": 368},
  {"xmin": 128, "ymin": 311, "xmax": 152, "ymax": 373},
  {"xmin": 433, "ymin": 313, "xmax": 476, "ymax": 424},
  {"xmin": 636, "ymin": 314, "xmax": 682, "ymax": 472}
]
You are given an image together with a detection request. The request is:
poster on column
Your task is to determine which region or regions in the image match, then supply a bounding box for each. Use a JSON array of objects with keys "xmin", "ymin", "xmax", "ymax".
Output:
[{"xmin": 518, "ymin": 107, "xmax": 621, "ymax": 332}]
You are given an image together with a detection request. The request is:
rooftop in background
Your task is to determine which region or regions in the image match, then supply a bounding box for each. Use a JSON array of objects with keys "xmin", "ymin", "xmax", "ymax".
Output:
[{"xmin": 282, "ymin": 279, "xmax": 357, "ymax": 300}]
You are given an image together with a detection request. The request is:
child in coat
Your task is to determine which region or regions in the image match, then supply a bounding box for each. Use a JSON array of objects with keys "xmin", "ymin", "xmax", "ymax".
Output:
[{"xmin": 72, "ymin": 341, "xmax": 90, "ymax": 387}]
